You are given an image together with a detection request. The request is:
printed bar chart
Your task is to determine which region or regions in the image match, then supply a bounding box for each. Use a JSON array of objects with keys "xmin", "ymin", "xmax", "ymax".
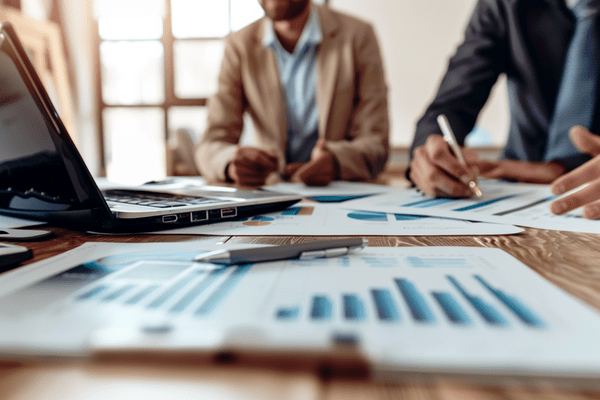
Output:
[
  {"xmin": 448, "ymin": 276, "xmax": 508, "ymax": 326},
  {"xmin": 124, "ymin": 285, "xmax": 159, "ymax": 306},
  {"xmin": 395, "ymin": 278, "xmax": 436, "ymax": 324},
  {"xmin": 195, "ymin": 265, "xmax": 253, "ymax": 316},
  {"xmin": 311, "ymin": 295, "xmax": 332, "ymax": 320},
  {"xmin": 343, "ymin": 294, "xmax": 366, "ymax": 321},
  {"xmin": 170, "ymin": 269, "xmax": 224, "ymax": 314},
  {"xmin": 371, "ymin": 289, "xmax": 400, "ymax": 322},
  {"xmin": 432, "ymin": 291, "xmax": 472, "ymax": 325},
  {"xmin": 101, "ymin": 284, "xmax": 135, "ymax": 302},
  {"xmin": 276, "ymin": 306, "xmax": 300, "ymax": 320},
  {"xmin": 474, "ymin": 275, "xmax": 545, "ymax": 327}
]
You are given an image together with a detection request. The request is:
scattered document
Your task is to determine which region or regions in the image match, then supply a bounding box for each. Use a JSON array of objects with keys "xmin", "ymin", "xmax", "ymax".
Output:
[
  {"xmin": 0, "ymin": 214, "xmax": 45, "ymax": 229},
  {"xmin": 154, "ymin": 202, "xmax": 523, "ymax": 236},
  {"xmin": 263, "ymin": 181, "xmax": 393, "ymax": 202},
  {"xmin": 344, "ymin": 179, "xmax": 600, "ymax": 234},
  {"xmin": 2, "ymin": 242, "xmax": 600, "ymax": 385}
]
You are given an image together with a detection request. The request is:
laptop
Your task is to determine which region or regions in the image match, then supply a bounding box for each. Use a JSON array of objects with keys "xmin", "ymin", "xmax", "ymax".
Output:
[{"xmin": 0, "ymin": 22, "xmax": 300, "ymax": 233}]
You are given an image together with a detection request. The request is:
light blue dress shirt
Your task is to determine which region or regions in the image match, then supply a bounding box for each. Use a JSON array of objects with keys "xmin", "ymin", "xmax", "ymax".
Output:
[{"xmin": 263, "ymin": 7, "xmax": 322, "ymax": 163}]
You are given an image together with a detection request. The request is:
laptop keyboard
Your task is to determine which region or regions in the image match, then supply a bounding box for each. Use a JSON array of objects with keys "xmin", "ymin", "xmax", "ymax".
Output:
[{"xmin": 103, "ymin": 190, "xmax": 228, "ymax": 209}]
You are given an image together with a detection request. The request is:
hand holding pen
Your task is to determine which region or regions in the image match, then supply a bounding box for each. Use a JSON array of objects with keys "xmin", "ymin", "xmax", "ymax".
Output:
[{"xmin": 408, "ymin": 114, "xmax": 483, "ymax": 198}]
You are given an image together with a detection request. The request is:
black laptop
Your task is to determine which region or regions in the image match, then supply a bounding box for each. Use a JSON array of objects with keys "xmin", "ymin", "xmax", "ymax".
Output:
[{"xmin": 0, "ymin": 22, "xmax": 300, "ymax": 233}]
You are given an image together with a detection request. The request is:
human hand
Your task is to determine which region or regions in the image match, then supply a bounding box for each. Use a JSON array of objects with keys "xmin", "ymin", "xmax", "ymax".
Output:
[
  {"xmin": 409, "ymin": 134, "xmax": 478, "ymax": 197},
  {"xmin": 473, "ymin": 159, "xmax": 565, "ymax": 183},
  {"xmin": 551, "ymin": 126, "xmax": 600, "ymax": 219},
  {"xmin": 226, "ymin": 147, "xmax": 278, "ymax": 187},
  {"xmin": 291, "ymin": 140, "xmax": 339, "ymax": 186}
]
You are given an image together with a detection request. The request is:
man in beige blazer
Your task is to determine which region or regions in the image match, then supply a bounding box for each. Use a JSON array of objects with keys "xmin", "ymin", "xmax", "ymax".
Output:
[{"xmin": 195, "ymin": 0, "xmax": 389, "ymax": 186}]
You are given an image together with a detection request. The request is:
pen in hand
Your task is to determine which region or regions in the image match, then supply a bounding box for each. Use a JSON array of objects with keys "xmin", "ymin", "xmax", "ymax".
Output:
[
  {"xmin": 194, "ymin": 238, "xmax": 367, "ymax": 265},
  {"xmin": 436, "ymin": 114, "xmax": 483, "ymax": 198}
]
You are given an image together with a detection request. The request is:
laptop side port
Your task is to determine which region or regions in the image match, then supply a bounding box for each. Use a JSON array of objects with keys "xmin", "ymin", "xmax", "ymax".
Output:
[
  {"xmin": 162, "ymin": 214, "xmax": 178, "ymax": 223},
  {"xmin": 220, "ymin": 208, "xmax": 237, "ymax": 218},
  {"xmin": 191, "ymin": 210, "xmax": 208, "ymax": 222}
]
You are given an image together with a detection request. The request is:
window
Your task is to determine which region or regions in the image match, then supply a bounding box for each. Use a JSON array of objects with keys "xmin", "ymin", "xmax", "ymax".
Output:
[{"xmin": 94, "ymin": 0, "xmax": 326, "ymax": 183}]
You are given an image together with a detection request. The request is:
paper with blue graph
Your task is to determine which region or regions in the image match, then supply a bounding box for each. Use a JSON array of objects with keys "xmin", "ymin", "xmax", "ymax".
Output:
[
  {"xmin": 344, "ymin": 179, "xmax": 600, "ymax": 234},
  {"xmin": 156, "ymin": 202, "xmax": 523, "ymax": 236},
  {"xmin": 2, "ymin": 242, "xmax": 600, "ymax": 384}
]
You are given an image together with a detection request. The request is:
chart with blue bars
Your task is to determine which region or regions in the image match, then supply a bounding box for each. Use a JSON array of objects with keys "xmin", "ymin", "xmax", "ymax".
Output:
[{"xmin": 12, "ymin": 246, "xmax": 558, "ymax": 339}]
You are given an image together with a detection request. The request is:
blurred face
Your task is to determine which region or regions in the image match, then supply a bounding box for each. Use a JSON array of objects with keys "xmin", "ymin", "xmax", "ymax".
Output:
[{"xmin": 258, "ymin": 0, "xmax": 310, "ymax": 21}]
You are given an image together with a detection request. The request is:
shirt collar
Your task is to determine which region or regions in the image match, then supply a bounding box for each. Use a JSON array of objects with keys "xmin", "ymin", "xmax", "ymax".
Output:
[{"xmin": 263, "ymin": 5, "xmax": 322, "ymax": 52}]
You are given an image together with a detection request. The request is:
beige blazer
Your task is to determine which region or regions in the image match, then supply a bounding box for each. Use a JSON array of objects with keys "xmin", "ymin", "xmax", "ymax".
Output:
[{"xmin": 195, "ymin": 4, "xmax": 390, "ymax": 183}]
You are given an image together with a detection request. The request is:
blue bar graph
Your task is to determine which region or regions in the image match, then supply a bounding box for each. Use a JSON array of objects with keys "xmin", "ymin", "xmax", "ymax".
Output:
[
  {"xmin": 195, "ymin": 264, "xmax": 253, "ymax": 316},
  {"xmin": 101, "ymin": 284, "xmax": 135, "ymax": 302},
  {"xmin": 394, "ymin": 279, "xmax": 436, "ymax": 323},
  {"xmin": 276, "ymin": 306, "xmax": 300, "ymax": 320},
  {"xmin": 474, "ymin": 275, "xmax": 545, "ymax": 328},
  {"xmin": 362, "ymin": 257, "xmax": 399, "ymax": 268},
  {"xmin": 447, "ymin": 276, "xmax": 508, "ymax": 326},
  {"xmin": 347, "ymin": 211, "xmax": 388, "ymax": 221},
  {"xmin": 401, "ymin": 198, "xmax": 456, "ymax": 208},
  {"xmin": 453, "ymin": 194, "xmax": 518, "ymax": 212},
  {"xmin": 311, "ymin": 295, "xmax": 332, "ymax": 320},
  {"xmin": 394, "ymin": 214, "xmax": 426, "ymax": 221},
  {"xmin": 343, "ymin": 294, "xmax": 365, "ymax": 321},
  {"xmin": 371, "ymin": 289, "xmax": 400, "ymax": 322},
  {"xmin": 338, "ymin": 257, "xmax": 350, "ymax": 268},
  {"xmin": 124, "ymin": 285, "xmax": 159, "ymax": 305},
  {"xmin": 170, "ymin": 269, "xmax": 226, "ymax": 313},
  {"xmin": 407, "ymin": 256, "xmax": 470, "ymax": 268},
  {"xmin": 432, "ymin": 291, "xmax": 472, "ymax": 325},
  {"xmin": 147, "ymin": 272, "xmax": 197, "ymax": 310},
  {"xmin": 76, "ymin": 285, "xmax": 109, "ymax": 301},
  {"xmin": 282, "ymin": 207, "xmax": 302, "ymax": 215}
]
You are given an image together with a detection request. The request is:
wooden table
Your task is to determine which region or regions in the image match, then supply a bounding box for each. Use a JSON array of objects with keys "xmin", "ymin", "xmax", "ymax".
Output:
[{"xmin": 1, "ymin": 224, "xmax": 600, "ymax": 399}]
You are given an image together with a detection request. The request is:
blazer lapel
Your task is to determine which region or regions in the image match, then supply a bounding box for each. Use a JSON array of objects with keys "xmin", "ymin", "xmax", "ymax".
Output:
[{"xmin": 317, "ymin": 6, "xmax": 340, "ymax": 138}]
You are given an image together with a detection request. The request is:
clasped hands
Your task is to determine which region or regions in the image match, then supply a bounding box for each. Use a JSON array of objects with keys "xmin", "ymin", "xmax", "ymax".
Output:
[
  {"xmin": 409, "ymin": 126, "xmax": 600, "ymax": 219},
  {"xmin": 226, "ymin": 139, "xmax": 339, "ymax": 187}
]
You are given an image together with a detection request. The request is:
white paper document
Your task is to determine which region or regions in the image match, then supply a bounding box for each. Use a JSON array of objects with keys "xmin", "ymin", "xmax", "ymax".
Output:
[
  {"xmin": 2, "ymin": 242, "xmax": 600, "ymax": 385},
  {"xmin": 344, "ymin": 179, "xmax": 600, "ymax": 234},
  {"xmin": 0, "ymin": 214, "xmax": 45, "ymax": 229},
  {"xmin": 155, "ymin": 202, "xmax": 523, "ymax": 236},
  {"xmin": 263, "ymin": 181, "xmax": 393, "ymax": 201}
]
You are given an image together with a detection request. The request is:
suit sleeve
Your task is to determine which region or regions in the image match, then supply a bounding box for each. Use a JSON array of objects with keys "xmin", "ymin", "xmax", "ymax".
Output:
[
  {"xmin": 410, "ymin": 0, "xmax": 508, "ymax": 159},
  {"xmin": 195, "ymin": 36, "xmax": 245, "ymax": 182},
  {"xmin": 325, "ymin": 23, "xmax": 390, "ymax": 181}
]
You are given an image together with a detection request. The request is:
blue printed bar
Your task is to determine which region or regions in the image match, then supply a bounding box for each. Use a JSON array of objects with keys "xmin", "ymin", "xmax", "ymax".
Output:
[
  {"xmin": 170, "ymin": 269, "xmax": 225, "ymax": 314},
  {"xmin": 371, "ymin": 289, "xmax": 400, "ymax": 322},
  {"xmin": 453, "ymin": 194, "xmax": 518, "ymax": 212},
  {"xmin": 311, "ymin": 295, "xmax": 332, "ymax": 320},
  {"xmin": 394, "ymin": 278, "xmax": 436, "ymax": 323},
  {"xmin": 147, "ymin": 273, "xmax": 195, "ymax": 310},
  {"xmin": 343, "ymin": 294, "xmax": 365, "ymax": 321},
  {"xmin": 101, "ymin": 284, "xmax": 135, "ymax": 302},
  {"xmin": 362, "ymin": 257, "xmax": 398, "ymax": 268},
  {"xmin": 76, "ymin": 285, "xmax": 109, "ymax": 301},
  {"xmin": 432, "ymin": 291, "xmax": 472, "ymax": 325},
  {"xmin": 282, "ymin": 207, "xmax": 301, "ymax": 215},
  {"xmin": 447, "ymin": 276, "xmax": 508, "ymax": 326},
  {"xmin": 276, "ymin": 306, "xmax": 300, "ymax": 320},
  {"xmin": 401, "ymin": 198, "xmax": 456, "ymax": 208},
  {"xmin": 195, "ymin": 265, "xmax": 253, "ymax": 316},
  {"xmin": 407, "ymin": 256, "xmax": 470, "ymax": 268},
  {"xmin": 124, "ymin": 284, "xmax": 159, "ymax": 305},
  {"xmin": 474, "ymin": 275, "xmax": 545, "ymax": 328}
]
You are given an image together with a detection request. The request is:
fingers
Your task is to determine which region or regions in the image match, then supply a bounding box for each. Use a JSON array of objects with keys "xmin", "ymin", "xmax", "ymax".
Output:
[
  {"xmin": 228, "ymin": 147, "xmax": 279, "ymax": 186},
  {"xmin": 569, "ymin": 126, "xmax": 600, "ymax": 157},
  {"xmin": 552, "ymin": 156, "xmax": 600, "ymax": 195},
  {"xmin": 409, "ymin": 135, "xmax": 474, "ymax": 198},
  {"xmin": 293, "ymin": 150, "xmax": 336, "ymax": 187},
  {"xmin": 551, "ymin": 178, "xmax": 600, "ymax": 219}
]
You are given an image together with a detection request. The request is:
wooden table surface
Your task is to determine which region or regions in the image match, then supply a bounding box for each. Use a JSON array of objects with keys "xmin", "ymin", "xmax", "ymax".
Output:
[{"xmin": 1, "ymin": 224, "xmax": 600, "ymax": 399}]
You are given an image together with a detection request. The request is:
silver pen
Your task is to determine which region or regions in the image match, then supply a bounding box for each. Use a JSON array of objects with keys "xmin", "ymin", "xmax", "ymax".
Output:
[
  {"xmin": 194, "ymin": 238, "xmax": 367, "ymax": 265},
  {"xmin": 436, "ymin": 114, "xmax": 483, "ymax": 198}
]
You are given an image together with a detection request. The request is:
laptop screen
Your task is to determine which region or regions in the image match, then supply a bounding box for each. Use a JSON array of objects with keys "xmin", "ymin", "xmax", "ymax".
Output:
[{"xmin": 0, "ymin": 25, "xmax": 106, "ymax": 215}]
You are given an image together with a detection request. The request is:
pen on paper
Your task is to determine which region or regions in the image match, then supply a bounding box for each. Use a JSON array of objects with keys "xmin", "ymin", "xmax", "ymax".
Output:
[
  {"xmin": 193, "ymin": 238, "xmax": 367, "ymax": 265},
  {"xmin": 436, "ymin": 114, "xmax": 483, "ymax": 198}
]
